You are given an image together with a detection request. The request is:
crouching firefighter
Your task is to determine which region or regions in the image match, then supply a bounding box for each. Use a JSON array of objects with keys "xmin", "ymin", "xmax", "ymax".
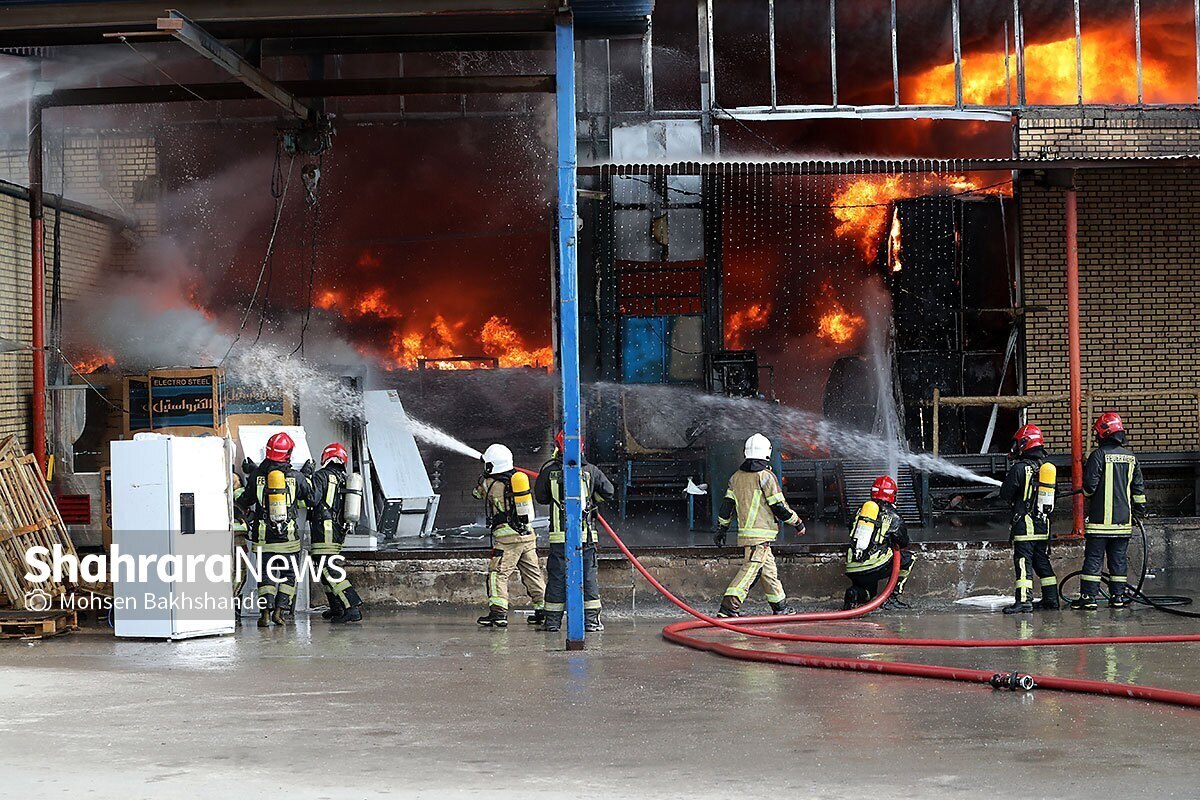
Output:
[
  {"xmin": 1071, "ymin": 412, "xmax": 1147, "ymax": 610},
  {"xmin": 475, "ymin": 443, "xmax": 547, "ymax": 628},
  {"xmin": 714, "ymin": 434, "xmax": 805, "ymax": 618},
  {"xmin": 534, "ymin": 430, "xmax": 615, "ymax": 633},
  {"xmin": 236, "ymin": 431, "xmax": 311, "ymax": 628},
  {"xmin": 844, "ymin": 476, "xmax": 915, "ymax": 610},
  {"xmin": 308, "ymin": 443, "xmax": 365, "ymax": 624},
  {"xmin": 999, "ymin": 424, "xmax": 1059, "ymax": 614}
]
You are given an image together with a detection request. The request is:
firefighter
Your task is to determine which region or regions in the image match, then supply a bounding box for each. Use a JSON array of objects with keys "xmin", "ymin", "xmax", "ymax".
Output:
[
  {"xmin": 713, "ymin": 434, "xmax": 804, "ymax": 618},
  {"xmin": 534, "ymin": 430, "xmax": 615, "ymax": 633},
  {"xmin": 474, "ymin": 443, "xmax": 547, "ymax": 628},
  {"xmin": 231, "ymin": 472, "xmax": 249, "ymax": 603},
  {"xmin": 843, "ymin": 476, "xmax": 915, "ymax": 610},
  {"xmin": 236, "ymin": 431, "xmax": 311, "ymax": 628},
  {"xmin": 998, "ymin": 424, "xmax": 1059, "ymax": 614},
  {"xmin": 1071, "ymin": 412, "xmax": 1147, "ymax": 610},
  {"xmin": 307, "ymin": 442, "xmax": 364, "ymax": 624}
]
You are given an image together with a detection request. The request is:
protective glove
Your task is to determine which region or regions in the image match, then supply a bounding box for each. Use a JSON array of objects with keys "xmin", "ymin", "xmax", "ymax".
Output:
[
  {"xmin": 301, "ymin": 459, "xmax": 316, "ymax": 477},
  {"xmin": 241, "ymin": 457, "xmax": 257, "ymax": 476},
  {"xmin": 794, "ymin": 519, "xmax": 807, "ymax": 537},
  {"xmin": 713, "ymin": 529, "xmax": 727, "ymax": 547}
]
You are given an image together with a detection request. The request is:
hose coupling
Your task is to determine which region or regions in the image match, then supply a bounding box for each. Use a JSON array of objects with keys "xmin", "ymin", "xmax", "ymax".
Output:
[{"xmin": 990, "ymin": 672, "xmax": 1036, "ymax": 691}]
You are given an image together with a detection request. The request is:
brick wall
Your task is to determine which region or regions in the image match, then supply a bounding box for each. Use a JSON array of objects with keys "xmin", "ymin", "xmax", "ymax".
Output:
[{"xmin": 1018, "ymin": 110, "xmax": 1200, "ymax": 451}]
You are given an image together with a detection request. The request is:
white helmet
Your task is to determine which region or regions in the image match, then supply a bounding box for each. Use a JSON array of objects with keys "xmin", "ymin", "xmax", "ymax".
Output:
[
  {"xmin": 482, "ymin": 443, "xmax": 514, "ymax": 475},
  {"xmin": 744, "ymin": 433, "xmax": 772, "ymax": 460}
]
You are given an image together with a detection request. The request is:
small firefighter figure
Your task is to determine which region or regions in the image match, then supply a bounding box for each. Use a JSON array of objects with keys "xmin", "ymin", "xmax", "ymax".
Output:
[
  {"xmin": 308, "ymin": 442, "xmax": 365, "ymax": 624},
  {"xmin": 843, "ymin": 476, "xmax": 915, "ymax": 610},
  {"xmin": 474, "ymin": 443, "xmax": 547, "ymax": 628},
  {"xmin": 534, "ymin": 430, "xmax": 615, "ymax": 633},
  {"xmin": 236, "ymin": 431, "xmax": 311, "ymax": 628},
  {"xmin": 231, "ymin": 472, "xmax": 249, "ymax": 603},
  {"xmin": 999, "ymin": 424, "xmax": 1059, "ymax": 614},
  {"xmin": 714, "ymin": 434, "xmax": 804, "ymax": 618},
  {"xmin": 1071, "ymin": 412, "xmax": 1147, "ymax": 610}
]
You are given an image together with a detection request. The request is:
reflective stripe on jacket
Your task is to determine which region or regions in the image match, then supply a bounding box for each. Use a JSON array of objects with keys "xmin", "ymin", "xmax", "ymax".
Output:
[
  {"xmin": 1083, "ymin": 440, "xmax": 1146, "ymax": 537},
  {"xmin": 718, "ymin": 465, "xmax": 798, "ymax": 544},
  {"xmin": 1000, "ymin": 457, "xmax": 1050, "ymax": 541}
]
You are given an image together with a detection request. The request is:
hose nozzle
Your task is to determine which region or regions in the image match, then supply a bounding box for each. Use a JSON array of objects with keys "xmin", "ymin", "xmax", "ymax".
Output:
[{"xmin": 990, "ymin": 672, "xmax": 1036, "ymax": 691}]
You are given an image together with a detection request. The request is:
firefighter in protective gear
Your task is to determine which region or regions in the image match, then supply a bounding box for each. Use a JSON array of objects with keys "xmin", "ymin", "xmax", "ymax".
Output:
[
  {"xmin": 474, "ymin": 443, "xmax": 546, "ymax": 628},
  {"xmin": 534, "ymin": 430, "xmax": 615, "ymax": 633},
  {"xmin": 843, "ymin": 476, "xmax": 915, "ymax": 610},
  {"xmin": 308, "ymin": 442, "xmax": 364, "ymax": 624},
  {"xmin": 998, "ymin": 424, "xmax": 1059, "ymax": 614},
  {"xmin": 1071, "ymin": 412, "xmax": 1147, "ymax": 610},
  {"xmin": 236, "ymin": 431, "xmax": 311, "ymax": 628},
  {"xmin": 231, "ymin": 472, "xmax": 249, "ymax": 602},
  {"xmin": 713, "ymin": 434, "xmax": 805, "ymax": 618}
]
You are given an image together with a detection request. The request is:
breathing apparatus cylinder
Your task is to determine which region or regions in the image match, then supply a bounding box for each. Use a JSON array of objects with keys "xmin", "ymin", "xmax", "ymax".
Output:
[
  {"xmin": 852, "ymin": 500, "xmax": 880, "ymax": 561},
  {"xmin": 343, "ymin": 472, "xmax": 364, "ymax": 526},
  {"xmin": 266, "ymin": 469, "xmax": 289, "ymax": 524},
  {"xmin": 1035, "ymin": 462, "xmax": 1057, "ymax": 519},
  {"xmin": 510, "ymin": 471, "xmax": 535, "ymax": 526}
]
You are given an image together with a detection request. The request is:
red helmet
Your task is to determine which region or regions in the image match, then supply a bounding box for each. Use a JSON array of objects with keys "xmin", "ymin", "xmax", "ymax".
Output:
[
  {"xmin": 871, "ymin": 475, "xmax": 897, "ymax": 504},
  {"xmin": 321, "ymin": 442, "xmax": 348, "ymax": 468},
  {"xmin": 1094, "ymin": 412, "xmax": 1124, "ymax": 440},
  {"xmin": 1012, "ymin": 424, "xmax": 1045, "ymax": 454},
  {"xmin": 554, "ymin": 429, "xmax": 565, "ymax": 452},
  {"xmin": 265, "ymin": 431, "xmax": 295, "ymax": 462}
]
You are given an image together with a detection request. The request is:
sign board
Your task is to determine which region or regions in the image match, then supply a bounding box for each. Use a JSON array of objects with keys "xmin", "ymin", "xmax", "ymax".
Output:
[{"xmin": 148, "ymin": 368, "xmax": 224, "ymax": 435}]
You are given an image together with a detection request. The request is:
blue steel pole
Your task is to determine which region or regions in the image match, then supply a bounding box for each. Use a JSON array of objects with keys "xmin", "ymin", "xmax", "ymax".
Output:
[{"xmin": 555, "ymin": 11, "xmax": 586, "ymax": 650}]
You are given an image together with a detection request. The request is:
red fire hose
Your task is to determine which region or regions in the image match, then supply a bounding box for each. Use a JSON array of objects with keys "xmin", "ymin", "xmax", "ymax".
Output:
[{"xmin": 595, "ymin": 514, "xmax": 1200, "ymax": 710}]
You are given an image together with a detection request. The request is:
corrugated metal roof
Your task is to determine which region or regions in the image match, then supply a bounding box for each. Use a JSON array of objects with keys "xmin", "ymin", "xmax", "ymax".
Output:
[
  {"xmin": 579, "ymin": 154, "xmax": 1200, "ymax": 175},
  {"xmin": 573, "ymin": 0, "xmax": 653, "ymax": 38}
]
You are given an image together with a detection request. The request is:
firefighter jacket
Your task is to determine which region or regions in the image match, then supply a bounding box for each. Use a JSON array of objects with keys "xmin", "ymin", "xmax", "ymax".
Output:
[
  {"xmin": 999, "ymin": 449, "xmax": 1051, "ymax": 541},
  {"xmin": 845, "ymin": 500, "xmax": 909, "ymax": 573},
  {"xmin": 473, "ymin": 471, "xmax": 534, "ymax": 544},
  {"xmin": 717, "ymin": 459, "xmax": 800, "ymax": 545},
  {"xmin": 534, "ymin": 455, "xmax": 615, "ymax": 545},
  {"xmin": 1082, "ymin": 436, "xmax": 1147, "ymax": 537},
  {"xmin": 308, "ymin": 463, "xmax": 349, "ymax": 556},
  {"xmin": 236, "ymin": 458, "xmax": 311, "ymax": 554}
]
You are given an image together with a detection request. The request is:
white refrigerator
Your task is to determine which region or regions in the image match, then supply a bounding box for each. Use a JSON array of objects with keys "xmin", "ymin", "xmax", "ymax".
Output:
[{"xmin": 111, "ymin": 435, "xmax": 236, "ymax": 640}]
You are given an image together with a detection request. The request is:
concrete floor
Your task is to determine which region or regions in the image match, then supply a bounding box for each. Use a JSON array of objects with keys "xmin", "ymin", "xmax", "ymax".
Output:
[{"xmin": 2, "ymin": 600, "xmax": 1198, "ymax": 799}]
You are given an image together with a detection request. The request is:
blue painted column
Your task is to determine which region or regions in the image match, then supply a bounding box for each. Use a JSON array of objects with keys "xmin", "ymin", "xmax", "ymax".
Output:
[{"xmin": 555, "ymin": 11, "xmax": 586, "ymax": 649}]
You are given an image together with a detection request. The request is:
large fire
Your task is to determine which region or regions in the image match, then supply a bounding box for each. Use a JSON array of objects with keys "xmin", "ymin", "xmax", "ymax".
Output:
[
  {"xmin": 726, "ymin": 302, "xmax": 772, "ymax": 349},
  {"xmin": 908, "ymin": 14, "xmax": 1196, "ymax": 106},
  {"xmin": 817, "ymin": 298, "xmax": 864, "ymax": 346},
  {"xmin": 316, "ymin": 267, "xmax": 552, "ymax": 371}
]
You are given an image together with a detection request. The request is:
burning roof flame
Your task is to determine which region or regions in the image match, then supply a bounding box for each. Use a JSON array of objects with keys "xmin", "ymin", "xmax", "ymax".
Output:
[
  {"xmin": 887, "ymin": 209, "xmax": 902, "ymax": 273},
  {"xmin": 71, "ymin": 352, "xmax": 115, "ymax": 375}
]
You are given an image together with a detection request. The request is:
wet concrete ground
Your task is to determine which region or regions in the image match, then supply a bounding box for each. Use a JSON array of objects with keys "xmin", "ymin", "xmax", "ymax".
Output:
[{"xmin": 1, "ymin": 594, "xmax": 1198, "ymax": 799}]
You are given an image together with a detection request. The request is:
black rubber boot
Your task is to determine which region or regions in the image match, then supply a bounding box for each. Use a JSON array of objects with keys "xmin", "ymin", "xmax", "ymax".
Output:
[
  {"xmin": 1002, "ymin": 601, "xmax": 1034, "ymax": 615},
  {"xmin": 1109, "ymin": 593, "xmax": 1131, "ymax": 609},
  {"xmin": 257, "ymin": 609, "xmax": 272, "ymax": 628},
  {"xmin": 770, "ymin": 601, "xmax": 795, "ymax": 616},
  {"xmin": 477, "ymin": 607, "xmax": 508, "ymax": 628},
  {"xmin": 1033, "ymin": 587, "xmax": 1060, "ymax": 610},
  {"xmin": 1070, "ymin": 595, "xmax": 1099, "ymax": 611},
  {"xmin": 527, "ymin": 609, "xmax": 545, "ymax": 626},
  {"xmin": 541, "ymin": 613, "xmax": 563, "ymax": 632},
  {"xmin": 715, "ymin": 598, "xmax": 741, "ymax": 618},
  {"xmin": 332, "ymin": 604, "xmax": 363, "ymax": 624},
  {"xmin": 584, "ymin": 610, "xmax": 604, "ymax": 632},
  {"xmin": 882, "ymin": 596, "xmax": 911, "ymax": 610},
  {"xmin": 270, "ymin": 606, "xmax": 288, "ymax": 626},
  {"xmin": 322, "ymin": 596, "xmax": 344, "ymax": 621}
]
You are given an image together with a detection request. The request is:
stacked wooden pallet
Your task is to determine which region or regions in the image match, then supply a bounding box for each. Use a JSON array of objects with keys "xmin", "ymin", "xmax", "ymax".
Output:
[
  {"xmin": 0, "ymin": 609, "xmax": 78, "ymax": 639},
  {"xmin": 0, "ymin": 436, "xmax": 78, "ymax": 609}
]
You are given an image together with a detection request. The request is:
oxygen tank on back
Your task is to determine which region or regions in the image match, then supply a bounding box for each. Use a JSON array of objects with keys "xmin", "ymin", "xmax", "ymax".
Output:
[
  {"xmin": 851, "ymin": 500, "xmax": 880, "ymax": 561},
  {"xmin": 1035, "ymin": 461, "xmax": 1057, "ymax": 518},
  {"xmin": 343, "ymin": 471, "xmax": 364, "ymax": 526},
  {"xmin": 510, "ymin": 471, "xmax": 535, "ymax": 526},
  {"xmin": 266, "ymin": 469, "xmax": 288, "ymax": 524}
]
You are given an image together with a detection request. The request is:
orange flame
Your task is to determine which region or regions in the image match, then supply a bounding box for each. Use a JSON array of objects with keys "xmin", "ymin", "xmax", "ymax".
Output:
[
  {"xmin": 72, "ymin": 352, "xmax": 115, "ymax": 374},
  {"xmin": 908, "ymin": 16, "xmax": 1195, "ymax": 106},
  {"xmin": 887, "ymin": 209, "xmax": 902, "ymax": 273},
  {"xmin": 817, "ymin": 300, "xmax": 864, "ymax": 347},
  {"xmin": 726, "ymin": 302, "xmax": 772, "ymax": 349}
]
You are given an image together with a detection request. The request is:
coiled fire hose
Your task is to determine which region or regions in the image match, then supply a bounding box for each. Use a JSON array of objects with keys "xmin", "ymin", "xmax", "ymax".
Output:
[{"xmin": 518, "ymin": 468, "xmax": 1200, "ymax": 708}]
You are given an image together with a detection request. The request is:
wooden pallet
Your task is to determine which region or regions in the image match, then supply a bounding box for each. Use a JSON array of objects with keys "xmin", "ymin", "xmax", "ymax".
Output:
[{"xmin": 0, "ymin": 610, "xmax": 77, "ymax": 640}]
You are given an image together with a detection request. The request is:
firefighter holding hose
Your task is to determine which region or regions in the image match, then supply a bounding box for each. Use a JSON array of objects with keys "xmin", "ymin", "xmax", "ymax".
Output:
[
  {"xmin": 999, "ymin": 424, "xmax": 1059, "ymax": 613},
  {"xmin": 1071, "ymin": 412, "xmax": 1147, "ymax": 610},
  {"xmin": 475, "ymin": 443, "xmax": 547, "ymax": 628},
  {"xmin": 306, "ymin": 442, "xmax": 365, "ymax": 624},
  {"xmin": 237, "ymin": 431, "xmax": 312, "ymax": 628},
  {"xmin": 713, "ymin": 434, "xmax": 804, "ymax": 618},
  {"xmin": 843, "ymin": 476, "xmax": 915, "ymax": 610}
]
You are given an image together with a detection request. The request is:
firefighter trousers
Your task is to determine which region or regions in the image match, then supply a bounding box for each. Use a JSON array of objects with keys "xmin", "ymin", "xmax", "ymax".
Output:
[
  {"xmin": 312, "ymin": 548, "xmax": 362, "ymax": 614},
  {"xmin": 723, "ymin": 542, "xmax": 785, "ymax": 611},
  {"xmin": 255, "ymin": 549, "xmax": 299, "ymax": 611},
  {"xmin": 1080, "ymin": 536, "xmax": 1130, "ymax": 597},
  {"xmin": 1012, "ymin": 539, "xmax": 1057, "ymax": 603},
  {"xmin": 486, "ymin": 537, "xmax": 546, "ymax": 612},
  {"xmin": 544, "ymin": 542, "xmax": 601, "ymax": 622},
  {"xmin": 844, "ymin": 549, "xmax": 915, "ymax": 607}
]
